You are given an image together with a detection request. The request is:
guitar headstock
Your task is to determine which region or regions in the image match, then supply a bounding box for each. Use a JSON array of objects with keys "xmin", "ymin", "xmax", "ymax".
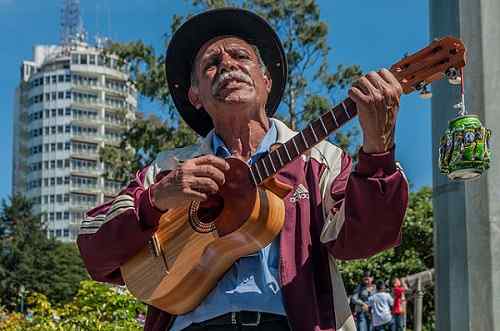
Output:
[{"xmin": 390, "ymin": 36, "xmax": 466, "ymax": 95}]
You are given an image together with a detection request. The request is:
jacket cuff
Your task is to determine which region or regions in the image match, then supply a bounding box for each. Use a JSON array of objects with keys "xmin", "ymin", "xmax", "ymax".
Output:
[
  {"xmin": 356, "ymin": 146, "xmax": 397, "ymax": 177},
  {"xmin": 137, "ymin": 187, "xmax": 164, "ymax": 229}
]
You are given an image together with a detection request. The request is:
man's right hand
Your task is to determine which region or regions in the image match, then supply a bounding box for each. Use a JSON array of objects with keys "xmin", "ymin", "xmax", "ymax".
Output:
[
  {"xmin": 150, "ymin": 155, "xmax": 230, "ymax": 211},
  {"xmin": 362, "ymin": 303, "xmax": 369, "ymax": 312}
]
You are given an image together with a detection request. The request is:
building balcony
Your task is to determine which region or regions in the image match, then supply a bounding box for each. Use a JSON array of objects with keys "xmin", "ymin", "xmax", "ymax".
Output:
[
  {"xmin": 72, "ymin": 82, "xmax": 100, "ymax": 93},
  {"xmin": 71, "ymin": 116, "xmax": 102, "ymax": 126},
  {"xmin": 70, "ymin": 186, "xmax": 101, "ymax": 195},
  {"xmin": 104, "ymin": 120, "xmax": 128, "ymax": 130},
  {"xmin": 70, "ymin": 151, "xmax": 99, "ymax": 160},
  {"xmin": 71, "ymin": 99, "xmax": 101, "ymax": 109},
  {"xmin": 71, "ymin": 134, "xmax": 101, "ymax": 144},
  {"xmin": 70, "ymin": 169, "xmax": 101, "ymax": 177}
]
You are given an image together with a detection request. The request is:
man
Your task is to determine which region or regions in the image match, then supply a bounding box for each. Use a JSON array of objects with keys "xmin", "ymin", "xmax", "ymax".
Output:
[
  {"xmin": 351, "ymin": 271, "xmax": 376, "ymax": 331},
  {"xmin": 368, "ymin": 280, "xmax": 395, "ymax": 331},
  {"xmin": 77, "ymin": 8, "xmax": 408, "ymax": 331},
  {"xmin": 391, "ymin": 278, "xmax": 408, "ymax": 331}
]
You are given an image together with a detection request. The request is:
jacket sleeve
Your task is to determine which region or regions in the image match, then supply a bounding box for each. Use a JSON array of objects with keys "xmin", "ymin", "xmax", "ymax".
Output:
[
  {"xmin": 77, "ymin": 166, "xmax": 168, "ymax": 284},
  {"xmin": 320, "ymin": 147, "xmax": 409, "ymax": 260}
]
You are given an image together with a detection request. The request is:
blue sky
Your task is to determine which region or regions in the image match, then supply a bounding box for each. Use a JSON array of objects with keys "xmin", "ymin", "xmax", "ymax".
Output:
[{"xmin": 0, "ymin": 0, "xmax": 432, "ymax": 201}]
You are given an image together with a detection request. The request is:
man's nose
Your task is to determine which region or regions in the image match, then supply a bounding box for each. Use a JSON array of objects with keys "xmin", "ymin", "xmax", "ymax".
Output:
[{"xmin": 218, "ymin": 52, "xmax": 238, "ymax": 74}]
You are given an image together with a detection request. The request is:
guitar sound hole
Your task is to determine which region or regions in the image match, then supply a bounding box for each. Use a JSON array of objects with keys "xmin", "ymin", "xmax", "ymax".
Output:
[{"xmin": 188, "ymin": 195, "xmax": 224, "ymax": 233}]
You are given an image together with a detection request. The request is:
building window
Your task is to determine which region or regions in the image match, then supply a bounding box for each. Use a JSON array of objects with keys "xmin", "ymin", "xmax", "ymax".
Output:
[
  {"xmin": 72, "ymin": 54, "xmax": 79, "ymax": 64},
  {"xmin": 56, "ymin": 229, "xmax": 62, "ymax": 237},
  {"xmin": 80, "ymin": 54, "xmax": 88, "ymax": 64},
  {"xmin": 65, "ymin": 74, "xmax": 71, "ymax": 82},
  {"xmin": 89, "ymin": 54, "xmax": 96, "ymax": 65},
  {"xmin": 52, "ymin": 75, "xmax": 57, "ymax": 84},
  {"xmin": 45, "ymin": 76, "xmax": 50, "ymax": 85}
]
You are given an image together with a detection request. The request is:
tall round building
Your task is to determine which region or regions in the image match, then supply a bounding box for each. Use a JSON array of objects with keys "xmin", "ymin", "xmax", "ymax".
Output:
[{"xmin": 12, "ymin": 26, "xmax": 137, "ymax": 242}]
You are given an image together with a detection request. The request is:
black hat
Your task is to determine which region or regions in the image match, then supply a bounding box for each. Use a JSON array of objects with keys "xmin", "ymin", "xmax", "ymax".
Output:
[{"xmin": 165, "ymin": 8, "xmax": 288, "ymax": 137}]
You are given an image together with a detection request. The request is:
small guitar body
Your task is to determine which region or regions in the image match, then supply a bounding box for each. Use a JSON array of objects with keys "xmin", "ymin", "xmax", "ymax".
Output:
[{"xmin": 120, "ymin": 157, "xmax": 292, "ymax": 314}]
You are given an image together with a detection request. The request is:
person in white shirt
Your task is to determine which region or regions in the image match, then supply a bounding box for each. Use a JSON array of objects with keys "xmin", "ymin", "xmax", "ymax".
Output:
[{"xmin": 368, "ymin": 280, "xmax": 395, "ymax": 331}]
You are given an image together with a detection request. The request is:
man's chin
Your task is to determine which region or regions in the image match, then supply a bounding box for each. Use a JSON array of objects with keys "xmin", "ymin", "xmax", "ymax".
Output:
[{"xmin": 213, "ymin": 92, "xmax": 253, "ymax": 105}]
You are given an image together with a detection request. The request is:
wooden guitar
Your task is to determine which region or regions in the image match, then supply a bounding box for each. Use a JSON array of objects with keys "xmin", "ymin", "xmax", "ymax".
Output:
[{"xmin": 121, "ymin": 36, "xmax": 466, "ymax": 314}]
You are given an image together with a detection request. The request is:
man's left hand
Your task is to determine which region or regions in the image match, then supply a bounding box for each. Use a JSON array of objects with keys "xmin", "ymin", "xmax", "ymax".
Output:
[{"xmin": 348, "ymin": 68, "xmax": 402, "ymax": 154}]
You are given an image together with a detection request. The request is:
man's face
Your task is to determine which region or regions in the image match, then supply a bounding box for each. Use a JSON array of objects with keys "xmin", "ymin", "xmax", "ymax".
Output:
[
  {"xmin": 188, "ymin": 36, "xmax": 272, "ymax": 116},
  {"xmin": 363, "ymin": 276, "xmax": 373, "ymax": 286}
]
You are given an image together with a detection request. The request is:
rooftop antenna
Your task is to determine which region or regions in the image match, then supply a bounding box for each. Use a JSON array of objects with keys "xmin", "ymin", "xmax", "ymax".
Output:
[{"xmin": 60, "ymin": 0, "xmax": 86, "ymax": 46}]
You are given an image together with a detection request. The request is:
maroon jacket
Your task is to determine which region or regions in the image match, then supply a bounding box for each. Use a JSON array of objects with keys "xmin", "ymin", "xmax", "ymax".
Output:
[{"xmin": 77, "ymin": 119, "xmax": 408, "ymax": 331}]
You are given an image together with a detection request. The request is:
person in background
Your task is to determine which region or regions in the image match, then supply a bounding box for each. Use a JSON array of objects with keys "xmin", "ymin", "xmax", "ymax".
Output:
[
  {"xmin": 392, "ymin": 277, "xmax": 408, "ymax": 331},
  {"xmin": 368, "ymin": 280, "xmax": 395, "ymax": 331},
  {"xmin": 351, "ymin": 271, "xmax": 376, "ymax": 331}
]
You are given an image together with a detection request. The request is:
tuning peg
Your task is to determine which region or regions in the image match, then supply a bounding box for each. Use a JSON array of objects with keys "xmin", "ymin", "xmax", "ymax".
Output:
[
  {"xmin": 446, "ymin": 67, "xmax": 462, "ymax": 85},
  {"xmin": 419, "ymin": 85, "xmax": 432, "ymax": 99}
]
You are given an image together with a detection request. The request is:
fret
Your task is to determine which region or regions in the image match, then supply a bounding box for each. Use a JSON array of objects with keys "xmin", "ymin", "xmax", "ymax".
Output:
[
  {"xmin": 249, "ymin": 167, "xmax": 258, "ymax": 185},
  {"xmin": 283, "ymin": 143, "xmax": 292, "ymax": 160},
  {"xmin": 261, "ymin": 160, "xmax": 270, "ymax": 177},
  {"xmin": 254, "ymin": 163, "xmax": 263, "ymax": 182},
  {"xmin": 329, "ymin": 109, "xmax": 339, "ymax": 127},
  {"xmin": 341, "ymin": 102, "xmax": 351, "ymax": 119},
  {"xmin": 309, "ymin": 123, "xmax": 318, "ymax": 142},
  {"xmin": 268, "ymin": 155, "xmax": 277, "ymax": 173},
  {"xmin": 292, "ymin": 138, "xmax": 300, "ymax": 155},
  {"xmin": 275, "ymin": 149, "xmax": 284, "ymax": 166},
  {"xmin": 319, "ymin": 116, "xmax": 328, "ymax": 135},
  {"xmin": 300, "ymin": 131, "xmax": 309, "ymax": 148}
]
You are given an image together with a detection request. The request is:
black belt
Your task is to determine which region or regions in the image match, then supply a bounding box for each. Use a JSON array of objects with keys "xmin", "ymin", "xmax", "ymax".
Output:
[{"xmin": 187, "ymin": 311, "xmax": 287, "ymax": 328}]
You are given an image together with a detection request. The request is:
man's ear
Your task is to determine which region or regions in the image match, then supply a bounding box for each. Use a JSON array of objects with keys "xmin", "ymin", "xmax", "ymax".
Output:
[
  {"xmin": 188, "ymin": 86, "xmax": 202, "ymax": 110},
  {"xmin": 263, "ymin": 71, "xmax": 272, "ymax": 94}
]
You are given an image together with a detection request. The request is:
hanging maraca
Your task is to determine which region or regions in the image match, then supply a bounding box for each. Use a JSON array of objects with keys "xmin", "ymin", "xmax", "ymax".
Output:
[{"xmin": 438, "ymin": 67, "xmax": 492, "ymax": 180}]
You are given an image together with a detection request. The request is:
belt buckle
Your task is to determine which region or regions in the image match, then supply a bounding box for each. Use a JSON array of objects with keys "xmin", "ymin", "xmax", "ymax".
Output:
[{"xmin": 240, "ymin": 311, "xmax": 261, "ymax": 327}]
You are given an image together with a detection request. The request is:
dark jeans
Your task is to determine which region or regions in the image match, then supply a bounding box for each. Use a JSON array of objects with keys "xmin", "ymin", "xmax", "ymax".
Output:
[
  {"xmin": 372, "ymin": 318, "xmax": 395, "ymax": 331},
  {"xmin": 355, "ymin": 312, "xmax": 372, "ymax": 331},
  {"xmin": 393, "ymin": 314, "xmax": 406, "ymax": 331}
]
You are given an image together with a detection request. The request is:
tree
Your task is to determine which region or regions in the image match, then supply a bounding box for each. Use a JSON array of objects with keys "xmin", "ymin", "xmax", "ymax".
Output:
[
  {"xmin": 0, "ymin": 195, "xmax": 88, "ymax": 310},
  {"xmin": 100, "ymin": 0, "xmax": 362, "ymax": 181},
  {"xmin": 339, "ymin": 186, "xmax": 434, "ymax": 330}
]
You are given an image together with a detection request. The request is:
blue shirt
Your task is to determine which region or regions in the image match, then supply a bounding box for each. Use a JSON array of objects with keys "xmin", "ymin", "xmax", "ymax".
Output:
[{"xmin": 171, "ymin": 121, "xmax": 285, "ymax": 331}]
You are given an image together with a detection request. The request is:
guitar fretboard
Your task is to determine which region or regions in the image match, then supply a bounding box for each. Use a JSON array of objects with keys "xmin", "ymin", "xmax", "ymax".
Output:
[{"xmin": 249, "ymin": 97, "xmax": 358, "ymax": 184}]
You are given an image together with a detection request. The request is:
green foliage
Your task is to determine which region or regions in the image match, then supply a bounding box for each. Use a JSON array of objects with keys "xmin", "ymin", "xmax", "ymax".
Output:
[
  {"xmin": 0, "ymin": 195, "xmax": 88, "ymax": 311},
  {"xmin": 0, "ymin": 280, "xmax": 146, "ymax": 331},
  {"xmin": 339, "ymin": 187, "xmax": 434, "ymax": 329}
]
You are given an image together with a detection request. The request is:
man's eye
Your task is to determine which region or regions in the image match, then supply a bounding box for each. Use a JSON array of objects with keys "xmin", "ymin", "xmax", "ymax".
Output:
[
  {"xmin": 204, "ymin": 60, "xmax": 218, "ymax": 71},
  {"xmin": 237, "ymin": 53, "xmax": 249, "ymax": 59}
]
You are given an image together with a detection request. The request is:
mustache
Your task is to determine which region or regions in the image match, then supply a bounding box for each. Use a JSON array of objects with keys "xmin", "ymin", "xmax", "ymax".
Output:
[{"xmin": 212, "ymin": 71, "xmax": 254, "ymax": 95}]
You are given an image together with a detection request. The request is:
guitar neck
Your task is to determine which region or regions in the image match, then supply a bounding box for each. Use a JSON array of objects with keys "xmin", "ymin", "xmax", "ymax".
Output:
[{"xmin": 249, "ymin": 97, "xmax": 358, "ymax": 185}]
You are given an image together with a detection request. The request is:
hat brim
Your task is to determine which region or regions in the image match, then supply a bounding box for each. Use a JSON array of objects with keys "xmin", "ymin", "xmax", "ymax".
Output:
[{"xmin": 166, "ymin": 8, "xmax": 287, "ymax": 137}]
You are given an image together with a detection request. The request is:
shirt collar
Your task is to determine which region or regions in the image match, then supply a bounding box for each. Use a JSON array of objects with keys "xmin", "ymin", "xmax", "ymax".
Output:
[{"xmin": 211, "ymin": 121, "xmax": 277, "ymax": 163}]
